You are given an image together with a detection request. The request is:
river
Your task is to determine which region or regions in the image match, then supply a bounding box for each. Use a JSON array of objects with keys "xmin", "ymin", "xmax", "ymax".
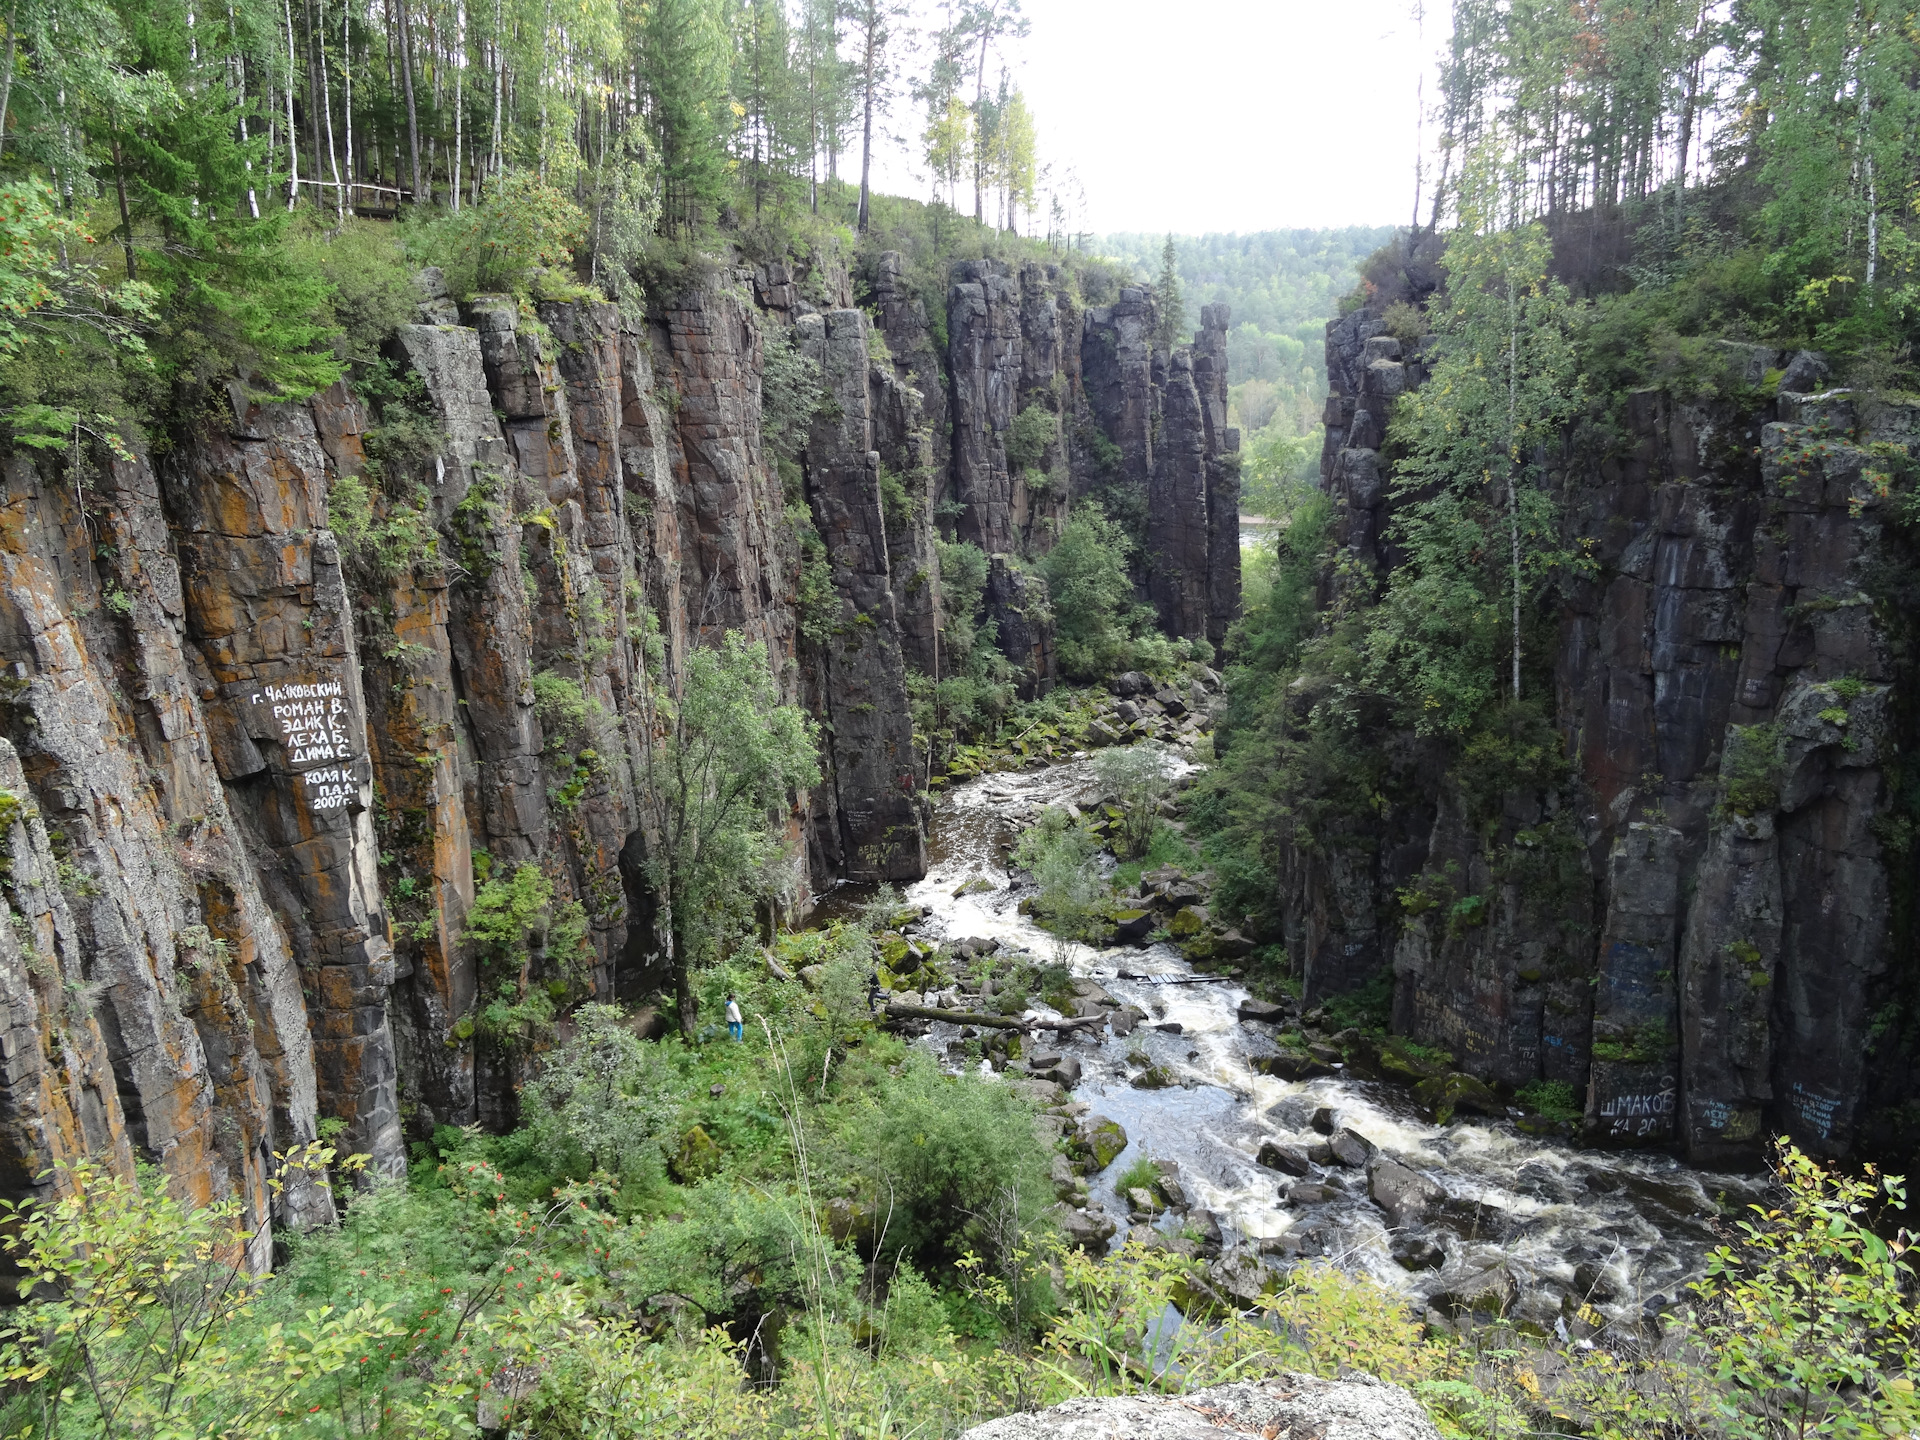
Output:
[{"xmin": 887, "ymin": 752, "xmax": 1757, "ymax": 1329}]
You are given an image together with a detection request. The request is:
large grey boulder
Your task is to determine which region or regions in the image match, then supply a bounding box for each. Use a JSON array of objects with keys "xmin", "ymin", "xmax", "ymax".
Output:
[
  {"xmin": 958, "ymin": 1373, "xmax": 1442, "ymax": 1440},
  {"xmin": 1369, "ymin": 1156, "xmax": 1444, "ymax": 1228}
]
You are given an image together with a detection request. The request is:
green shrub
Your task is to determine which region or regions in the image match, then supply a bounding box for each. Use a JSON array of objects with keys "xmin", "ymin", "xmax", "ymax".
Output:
[
  {"xmin": 407, "ymin": 172, "xmax": 587, "ymax": 302},
  {"xmin": 1322, "ymin": 971, "xmax": 1393, "ymax": 1032},
  {"xmin": 1038, "ymin": 502, "xmax": 1158, "ymax": 682},
  {"xmin": 292, "ymin": 218, "xmax": 416, "ymax": 368},
  {"xmin": 761, "ymin": 326, "xmax": 828, "ymax": 458},
  {"xmin": 1515, "ymin": 1079, "xmax": 1581, "ymax": 1123},
  {"xmin": 1115, "ymin": 1155, "xmax": 1161, "ymax": 1198},
  {"xmin": 1720, "ymin": 723, "xmax": 1783, "ymax": 818},
  {"xmin": 1011, "ymin": 808, "xmax": 1105, "ymax": 945},
  {"xmin": 519, "ymin": 1003, "xmax": 675, "ymax": 1181},
  {"xmin": 855, "ymin": 1054, "xmax": 1051, "ymax": 1271},
  {"xmin": 463, "ymin": 864, "xmax": 592, "ymax": 1045},
  {"xmin": 1092, "ymin": 741, "xmax": 1175, "ymax": 859},
  {"xmin": 1004, "ymin": 403, "xmax": 1057, "ymax": 472}
]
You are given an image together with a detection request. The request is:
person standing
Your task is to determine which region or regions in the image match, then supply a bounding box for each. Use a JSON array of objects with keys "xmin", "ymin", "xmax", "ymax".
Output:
[{"xmin": 725, "ymin": 993, "xmax": 744, "ymax": 1042}]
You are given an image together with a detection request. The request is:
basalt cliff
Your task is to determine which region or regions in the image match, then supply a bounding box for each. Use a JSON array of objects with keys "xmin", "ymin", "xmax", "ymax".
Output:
[
  {"xmin": 0, "ymin": 247, "xmax": 1237, "ymax": 1248},
  {"xmin": 1290, "ymin": 241, "xmax": 1920, "ymax": 1172}
]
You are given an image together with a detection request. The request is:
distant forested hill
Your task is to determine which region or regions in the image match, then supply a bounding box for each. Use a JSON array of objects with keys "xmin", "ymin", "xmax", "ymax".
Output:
[
  {"xmin": 1097, "ymin": 227, "xmax": 1397, "ymax": 437},
  {"xmin": 1097, "ymin": 227, "xmax": 1398, "ymax": 509}
]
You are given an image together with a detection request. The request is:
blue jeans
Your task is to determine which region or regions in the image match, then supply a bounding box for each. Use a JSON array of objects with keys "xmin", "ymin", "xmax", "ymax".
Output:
[{"xmin": 728, "ymin": 1021, "xmax": 743, "ymax": 1041}]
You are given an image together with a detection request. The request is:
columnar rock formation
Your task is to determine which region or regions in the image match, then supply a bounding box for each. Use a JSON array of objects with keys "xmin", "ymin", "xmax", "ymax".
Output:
[
  {"xmin": 0, "ymin": 240, "xmax": 1241, "ymax": 1232},
  {"xmin": 1082, "ymin": 292, "xmax": 1241, "ymax": 653},
  {"xmin": 1300, "ymin": 257, "xmax": 1919, "ymax": 1167},
  {"xmin": 797, "ymin": 310, "xmax": 926, "ymax": 881}
]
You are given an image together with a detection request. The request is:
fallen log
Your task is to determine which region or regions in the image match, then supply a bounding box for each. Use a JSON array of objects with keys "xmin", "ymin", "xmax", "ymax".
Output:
[{"xmin": 882, "ymin": 1002, "xmax": 1105, "ymax": 1033}]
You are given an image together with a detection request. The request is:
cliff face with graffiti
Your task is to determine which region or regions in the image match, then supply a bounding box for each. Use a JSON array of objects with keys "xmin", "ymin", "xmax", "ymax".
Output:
[
  {"xmin": 0, "ymin": 243, "xmax": 1236, "ymax": 1248},
  {"xmin": 1271, "ymin": 238, "xmax": 1920, "ymax": 1173}
]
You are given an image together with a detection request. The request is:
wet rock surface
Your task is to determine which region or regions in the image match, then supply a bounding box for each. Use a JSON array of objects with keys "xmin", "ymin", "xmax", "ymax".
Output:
[
  {"xmin": 889, "ymin": 755, "xmax": 1762, "ymax": 1328},
  {"xmin": 958, "ymin": 1374, "xmax": 1443, "ymax": 1440}
]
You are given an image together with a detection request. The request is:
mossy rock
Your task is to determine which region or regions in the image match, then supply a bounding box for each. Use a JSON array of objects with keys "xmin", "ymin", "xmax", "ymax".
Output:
[
  {"xmin": 1073, "ymin": 1115, "xmax": 1128, "ymax": 1171},
  {"xmin": 1377, "ymin": 1037, "xmax": 1454, "ymax": 1083},
  {"xmin": 671, "ymin": 1125, "xmax": 724, "ymax": 1183},
  {"xmin": 1167, "ymin": 906, "xmax": 1208, "ymax": 939},
  {"xmin": 1413, "ymin": 1071, "xmax": 1503, "ymax": 1125},
  {"xmin": 1131, "ymin": 1064, "xmax": 1179, "ymax": 1090},
  {"xmin": 878, "ymin": 932, "xmax": 911, "ymax": 966},
  {"xmin": 1254, "ymin": 1048, "xmax": 1333, "ymax": 1080}
]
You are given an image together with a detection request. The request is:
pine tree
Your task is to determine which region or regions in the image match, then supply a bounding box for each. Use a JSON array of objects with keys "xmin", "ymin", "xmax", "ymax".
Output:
[
  {"xmin": 838, "ymin": 0, "xmax": 905, "ymax": 234},
  {"xmin": 1153, "ymin": 233, "xmax": 1185, "ymax": 350}
]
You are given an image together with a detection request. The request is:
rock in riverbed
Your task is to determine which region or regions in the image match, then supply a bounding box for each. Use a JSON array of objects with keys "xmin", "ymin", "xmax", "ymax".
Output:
[{"xmin": 958, "ymin": 1374, "xmax": 1443, "ymax": 1440}]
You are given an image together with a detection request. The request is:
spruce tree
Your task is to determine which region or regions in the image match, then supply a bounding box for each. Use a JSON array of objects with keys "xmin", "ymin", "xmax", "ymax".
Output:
[{"xmin": 1153, "ymin": 233, "xmax": 1185, "ymax": 350}]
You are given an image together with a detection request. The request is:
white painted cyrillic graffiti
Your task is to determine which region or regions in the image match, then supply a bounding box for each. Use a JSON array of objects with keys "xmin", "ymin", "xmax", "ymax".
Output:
[{"xmin": 248, "ymin": 679, "xmax": 360, "ymax": 812}]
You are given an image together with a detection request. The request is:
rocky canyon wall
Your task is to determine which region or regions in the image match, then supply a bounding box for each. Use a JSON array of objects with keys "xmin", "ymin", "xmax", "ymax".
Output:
[
  {"xmin": 0, "ymin": 239, "xmax": 1240, "ymax": 1238},
  {"xmin": 1300, "ymin": 270, "xmax": 1920, "ymax": 1169}
]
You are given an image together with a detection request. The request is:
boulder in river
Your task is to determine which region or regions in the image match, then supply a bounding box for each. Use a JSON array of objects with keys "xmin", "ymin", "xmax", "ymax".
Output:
[
  {"xmin": 957, "ymin": 1374, "xmax": 1445, "ymax": 1440},
  {"xmin": 1031, "ymin": 1055, "xmax": 1082, "ymax": 1087},
  {"xmin": 1167, "ymin": 905, "xmax": 1209, "ymax": 938},
  {"xmin": 1213, "ymin": 929, "xmax": 1255, "ymax": 959},
  {"xmin": 1070, "ymin": 1114, "xmax": 1128, "ymax": 1170},
  {"xmin": 1013, "ymin": 1078, "xmax": 1065, "ymax": 1106},
  {"xmin": 1391, "ymin": 1235, "xmax": 1447, "ymax": 1271},
  {"xmin": 1151, "ymin": 1159, "xmax": 1189, "ymax": 1209},
  {"xmin": 1050, "ymin": 1203, "xmax": 1116, "ymax": 1252},
  {"xmin": 1111, "ymin": 909, "xmax": 1155, "ymax": 943},
  {"xmin": 1429, "ymin": 1262, "xmax": 1518, "ymax": 1321},
  {"xmin": 1131, "ymin": 1063, "xmax": 1180, "ymax": 1089},
  {"xmin": 1108, "ymin": 1006, "xmax": 1144, "ymax": 1037},
  {"xmin": 1285, "ymin": 1181, "xmax": 1341, "ymax": 1205},
  {"xmin": 1255, "ymin": 1048, "xmax": 1334, "ymax": 1080},
  {"xmin": 1414, "ymin": 1071, "xmax": 1504, "ymax": 1123},
  {"xmin": 1368, "ymin": 1156, "xmax": 1444, "ymax": 1228},
  {"xmin": 1238, "ymin": 996, "xmax": 1288, "ymax": 1023},
  {"xmin": 1329, "ymin": 1127, "xmax": 1377, "ymax": 1167},
  {"xmin": 1375, "ymin": 1036, "xmax": 1453, "ymax": 1082},
  {"xmin": 1256, "ymin": 1140, "xmax": 1313, "ymax": 1176}
]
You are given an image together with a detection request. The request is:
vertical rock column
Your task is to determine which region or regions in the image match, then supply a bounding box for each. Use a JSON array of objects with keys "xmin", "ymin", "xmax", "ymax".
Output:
[
  {"xmin": 1195, "ymin": 304, "xmax": 1242, "ymax": 652},
  {"xmin": 1080, "ymin": 288, "xmax": 1157, "ymax": 490},
  {"xmin": 1148, "ymin": 351, "xmax": 1211, "ymax": 640},
  {"xmin": 948, "ymin": 261, "xmax": 1024, "ymax": 560},
  {"xmin": 1584, "ymin": 823, "xmax": 1683, "ymax": 1146},
  {"xmin": 866, "ymin": 252, "xmax": 944, "ymax": 679},
  {"xmin": 167, "ymin": 395, "xmax": 404, "ymax": 1178},
  {"xmin": 652, "ymin": 280, "xmax": 798, "ymax": 688},
  {"xmin": 797, "ymin": 310, "xmax": 927, "ymax": 881},
  {"xmin": 0, "ymin": 737, "xmax": 137, "ymax": 1216}
]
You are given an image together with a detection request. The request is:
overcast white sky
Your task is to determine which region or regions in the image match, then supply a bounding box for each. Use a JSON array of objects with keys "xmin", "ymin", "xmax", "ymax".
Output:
[{"xmin": 869, "ymin": 0, "xmax": 1444, "ymax": 236}]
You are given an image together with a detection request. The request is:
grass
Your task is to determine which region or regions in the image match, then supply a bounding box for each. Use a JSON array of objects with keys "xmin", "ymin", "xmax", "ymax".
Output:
[
  {"xmin": 1111, "ymin": 822, "xmax": 1200, "ymax": 892},
  {"xmin": 1515, "ymin": 1079, "xmax": 1582, "ymax": 1123},
  {"xmin": 1114, "ymin": 1155, "xmax": 1162, "ymax": 1198}
]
